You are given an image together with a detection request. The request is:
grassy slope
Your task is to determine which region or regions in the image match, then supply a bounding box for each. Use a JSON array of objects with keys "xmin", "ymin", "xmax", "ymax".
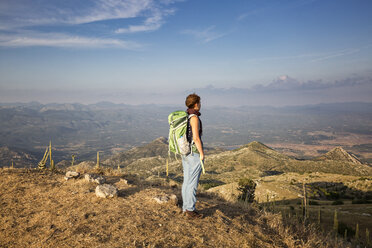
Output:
[{"xmin": 0, "ymin": 168, "xmax": 346, "ymax": 248}]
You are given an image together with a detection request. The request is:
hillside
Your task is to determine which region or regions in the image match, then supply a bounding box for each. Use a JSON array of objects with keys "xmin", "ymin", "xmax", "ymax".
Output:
[
  {"xmin": 103, "ymin": 137, "xmax": 169, "ymax": 168},
  {"xmin": 201, "ymin": 141, "xmax": 371, "ymax": 178},
  {"xmin": 0, "ymin": 146, "xmax": 36, "ymax": 168},
  {"xmin": 0, "ymin": 167, "xmax": 345, "ymax": 248},
  {"xmin": 162, "ymin": 141, "xmax": 372, "ymax": 186}
]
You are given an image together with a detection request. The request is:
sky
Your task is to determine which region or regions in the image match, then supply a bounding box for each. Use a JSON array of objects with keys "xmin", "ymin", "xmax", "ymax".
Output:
[{"xmin": 0, "ymin": 0, "xmax": 371, "ymax": 106}]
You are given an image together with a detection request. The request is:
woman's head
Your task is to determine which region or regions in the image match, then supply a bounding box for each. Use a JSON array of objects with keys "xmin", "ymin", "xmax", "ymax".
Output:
[{"xmin": 185, "ymin": 93, "xmax": 201, "ymax": 110}]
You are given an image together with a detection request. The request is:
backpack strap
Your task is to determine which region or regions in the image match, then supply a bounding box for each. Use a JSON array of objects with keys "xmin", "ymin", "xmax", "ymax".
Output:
[
  {"xmin": 187, "ymin": 113, "xmax": 198, "ymax": 153},
  {"xmin": 188, "ymin": 113, "xmax": 196, "ymax": 119}
]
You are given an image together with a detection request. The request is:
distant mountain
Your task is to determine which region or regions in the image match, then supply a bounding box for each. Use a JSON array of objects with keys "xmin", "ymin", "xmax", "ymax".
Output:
[
  {"xmin": 313, "ymin": 147, "xmax": 362, "ymax": 164},
  {"xmin": 0, "ymin": 147, "xmax": 37, "ymax": 168}
]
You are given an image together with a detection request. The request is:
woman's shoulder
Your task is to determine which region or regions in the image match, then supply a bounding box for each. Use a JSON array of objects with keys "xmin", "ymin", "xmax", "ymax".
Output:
[{"xmin": 189, "ymin": 115, "xmax": 199, "ymax": 123}]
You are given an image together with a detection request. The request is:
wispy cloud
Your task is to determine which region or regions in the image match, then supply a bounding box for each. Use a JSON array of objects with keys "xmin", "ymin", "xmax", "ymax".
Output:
[
  {"xmin": 310, "ymin": 48, "xmax": 361, "ymax": 62},
  {"xmin": 181, "ymin": 26, "xmax": 227, "ymax": 43},
  {"xmin": 0, "ymin": 0, "xmax": 178, "ymax": 48},
  {"xmin": 0, "ymin": 0, "xmax": 160, "ymax": 28},
  {"xmin": 115, "ymin": 7, "xmax": 175, "ymax": 34},
  {"xmin": 237, "ymin": 0, "xmax": 320, "ymax": 22},
  {"xmin": 237, "ymin": 3, "xmax": 279, "ymax": 21},
  {"xmin": 0, "ymin": 32, "xmax": 142, "ymax": 49},
  {"xmin": 243, "ymin": 45, "xmax": 371, "ymax": 64}
]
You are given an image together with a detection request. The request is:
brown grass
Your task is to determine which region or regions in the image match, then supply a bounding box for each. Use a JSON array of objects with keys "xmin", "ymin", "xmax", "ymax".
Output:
[{"xmin": 0, "ymin": 168, "xmax": 349, "ymax": 248}]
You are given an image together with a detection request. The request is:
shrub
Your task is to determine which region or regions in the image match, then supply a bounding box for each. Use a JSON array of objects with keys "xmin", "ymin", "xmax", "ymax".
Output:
[
  {"xmin": 237, "ymin": 178, "xmax": 256, "ymax": 203},
  {"xmin": 202, "ymin": 182, "xmax": 224, "ymax": 190},
  {"xmin": 309, "ymin": 200, "xmax": 319, "ymax": 205},
  {"xmin": 332, "ymin": 200, "xmax": 344, "ymax": 205}
]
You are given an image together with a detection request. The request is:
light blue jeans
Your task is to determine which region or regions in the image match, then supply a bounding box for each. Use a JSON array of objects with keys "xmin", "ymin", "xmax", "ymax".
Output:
[{"xmin": 182, "ymin": 152, "xmax": 202, "ymax": 212}]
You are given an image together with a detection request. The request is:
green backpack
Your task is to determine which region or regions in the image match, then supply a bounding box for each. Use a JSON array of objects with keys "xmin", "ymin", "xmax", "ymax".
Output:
[
  {"xmin": 168, "ymin": 111, "xmax": 194, "ymax": 156},
  {"xmin": 167, "ymin": 110, "xmax": 205, "ymax": 176}
]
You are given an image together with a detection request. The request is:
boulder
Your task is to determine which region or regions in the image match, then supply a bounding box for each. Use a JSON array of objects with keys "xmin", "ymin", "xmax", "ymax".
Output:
[
  {"xmin": 95, "ymin": 184, "xmax": 118, "ymax": 198},
  {"xmin": 85, "ymin": 174, "xmax": 106, "ymax": 184},
  {"xmin": 64, "ymin": 171, "xmax": 80, "ymax": 180}
]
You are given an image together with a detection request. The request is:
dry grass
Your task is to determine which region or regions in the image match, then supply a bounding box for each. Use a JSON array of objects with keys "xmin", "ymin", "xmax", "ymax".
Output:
[{"xmin": 0, "ymin": 168, "xmax": 349, "ymax": 248}]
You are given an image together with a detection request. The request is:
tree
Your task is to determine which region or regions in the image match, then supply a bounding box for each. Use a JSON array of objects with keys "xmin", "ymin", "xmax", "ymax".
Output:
[{"xmin": 237, "ymin": 178, "xmax": 257, "ymax": 203}]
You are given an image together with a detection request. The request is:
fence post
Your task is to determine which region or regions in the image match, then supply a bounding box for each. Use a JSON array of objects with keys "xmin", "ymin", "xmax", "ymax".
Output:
[
  {"xmin": 303, "ymin": 182, "xmax": 307, "ymax": 220},
  {"xmin": 317, "ymin": 207, "xmax": 321, "ymax": 225},
  {"xmin": 333, "ymin": 210, "xmax": 338, "ymax": 238},
  {"xmin": 355, "ymin": 223, "xmax": 359, "ymax": 242},
  {"xmin": 96, "ymin": 151, "xmax": 100, "ymax": 168}
]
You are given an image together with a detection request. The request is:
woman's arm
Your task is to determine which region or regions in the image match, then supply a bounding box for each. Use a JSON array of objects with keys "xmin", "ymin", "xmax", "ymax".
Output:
[{"xmin": 190, "ymin": 116, "xmax": 204, "ymax": 161}]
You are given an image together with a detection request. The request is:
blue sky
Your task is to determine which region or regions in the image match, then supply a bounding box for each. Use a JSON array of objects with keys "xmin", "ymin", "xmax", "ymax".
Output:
[{"xmin": 0, "ymin": 0, "xmax": 371, "ymax": 105}]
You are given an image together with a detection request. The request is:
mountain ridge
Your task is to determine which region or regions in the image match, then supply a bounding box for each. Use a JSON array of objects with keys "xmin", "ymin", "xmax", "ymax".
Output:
[{"xmin": 314, "ymin": 147, "xmax": 362, "ymax": 164}]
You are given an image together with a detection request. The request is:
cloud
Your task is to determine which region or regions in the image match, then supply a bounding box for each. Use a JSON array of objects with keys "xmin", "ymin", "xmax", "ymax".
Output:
[
  {"xmin": 0, "ymin": 0, "xmax": 178, "ymax": 48},
  {"xmin": 0, "ymin": 32, "xmax": 142, "ymax": 49},
  {"xmin": 243, "ymin": 45, "xmax": 372, "ymax": 64},
  {"xmin": 0, "ymin": 0, "xmax": 155, "ymax": 28},
  {"xmin": 253, "ymin": 75, "xmax": 372, "ymax": 92},
  {"xmin": 310, "ymin": 48, "xmax": 361, "ymax": 62},
  {"xmin": 181, "ymin": 26, "xmax": 227, "ymax": 43},
  {"xmin": 192, "ymin": 75, "xmax": 372, "ymax": 95},
  {"xmin": 189, "ymin": 75, "xmax": 372, "ymax": 106},
  {"xmin": 115, "ymin": 7, "xmax": 175, "ymax": 34}
]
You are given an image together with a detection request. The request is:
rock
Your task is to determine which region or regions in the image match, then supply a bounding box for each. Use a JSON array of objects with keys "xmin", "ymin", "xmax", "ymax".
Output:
[
  {"xmin": 119, "ymin": 178, "xmax": 128, "ymax": 184},
  {"xmin": 85, "ymin": 174, "xmax": 106, "ymax": 184},
  {"xmin": 65, "ymin": 171, "xmax": 80, "ymax": 180},
  {"xmin": 153, "ymin": 194, "xmax": 178, "ymax": 205},
  {"xmin": 168, "ymin": 179, "xmax": 178, "ymax": 188},
  {"xmin": 95, "ymin": 184, "xmax": 118, "ymax": 198}
]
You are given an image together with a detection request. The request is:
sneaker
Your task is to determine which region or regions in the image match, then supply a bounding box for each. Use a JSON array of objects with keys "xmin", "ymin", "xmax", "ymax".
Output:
[{"xmin": 185, "ymin": 210, "xmax": 203, "ymax": 219}]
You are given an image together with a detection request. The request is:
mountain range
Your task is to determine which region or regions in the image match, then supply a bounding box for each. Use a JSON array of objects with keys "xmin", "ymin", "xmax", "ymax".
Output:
[{"xmin": 1, "ymin": 101, "xmax": 371, "ymax": 164}]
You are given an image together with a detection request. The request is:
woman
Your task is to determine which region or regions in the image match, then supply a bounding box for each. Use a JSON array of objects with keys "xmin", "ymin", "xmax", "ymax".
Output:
[{"xmin": 182, "ymin": 93, "xmax": 204, "ymax": 219}]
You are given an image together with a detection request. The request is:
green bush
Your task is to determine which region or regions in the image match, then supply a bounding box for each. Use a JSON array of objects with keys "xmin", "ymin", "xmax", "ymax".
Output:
[{"xmin": 237, "ymin": 178, "xmax": 256, "ymax": 203}]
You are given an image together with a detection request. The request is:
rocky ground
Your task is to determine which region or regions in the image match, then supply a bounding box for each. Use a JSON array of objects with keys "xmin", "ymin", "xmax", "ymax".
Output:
[{"xmin": 0, "ymin": 167, "xmax": 347, "ymax": 248}]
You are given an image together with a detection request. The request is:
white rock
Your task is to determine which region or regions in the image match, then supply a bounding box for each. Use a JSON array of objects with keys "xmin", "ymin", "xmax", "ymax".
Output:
[
  {"xmin": 95, "ymin": 184, "xmax": 118, "ymax": 198},
  {"xmin": 85, "ymin": 174, "xmax": 106, "ymax": 184},
  {"xmin": 65, "ymin": 171, "xmax": 80, "ymax": 180},
  {"xmin": 153, "ymin": 194, "xmax": 178, "ymax": 204}
]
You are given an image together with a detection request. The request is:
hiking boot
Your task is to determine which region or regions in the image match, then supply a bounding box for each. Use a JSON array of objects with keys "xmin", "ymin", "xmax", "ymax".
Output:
[{"xmin": 185, "ymin": 210, "xmax": 203, "ymax": 219}]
